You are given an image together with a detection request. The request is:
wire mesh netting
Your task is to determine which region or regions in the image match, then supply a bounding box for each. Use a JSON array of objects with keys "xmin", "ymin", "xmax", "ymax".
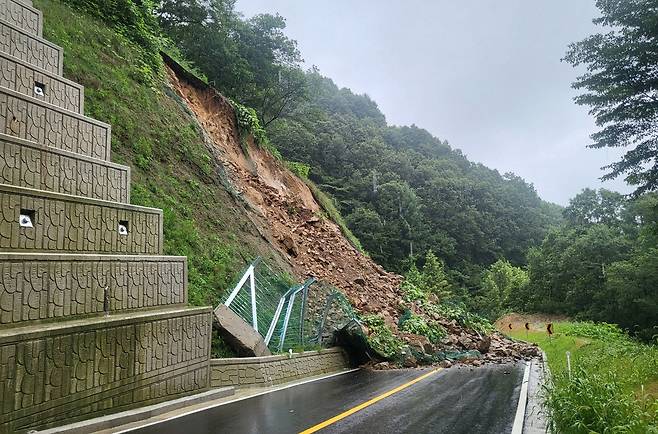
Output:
[
  {"xmin": 224, "ymin": 259, "xmax": 289, "ymax": 335},
  {"xmin": 306, "ymin": 281, "xmax": 360, "ymax": 346},
  {"xmin": 223, "ymin": 258, "xmax": 361, "ymax": 353}
]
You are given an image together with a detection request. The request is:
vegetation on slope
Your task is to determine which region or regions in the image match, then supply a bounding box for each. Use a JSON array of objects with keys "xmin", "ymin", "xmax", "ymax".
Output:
[
  {"xmin": 155, "ymin": 0, "xmax": 564, "ymax": 281},
  {"xmin": 38, "ymin": 0, "xmax": 284, "ymax": 306},
  {"xmin": 484, "ymin": 189, "xmax": 658, "ymax": 341},
  {"xmin": 507, "ymin": 322, "xmax": 658, "ymax": 433}
]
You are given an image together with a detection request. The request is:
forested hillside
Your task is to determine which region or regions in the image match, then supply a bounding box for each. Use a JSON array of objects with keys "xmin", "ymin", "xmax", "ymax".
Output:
[
  {"xmin": 157, "ymin": 0, "xmax": 563, "ymax": 278},
  {"xmin": 49, "ymin": 0, "xmax": 655, "ymax": 344}
]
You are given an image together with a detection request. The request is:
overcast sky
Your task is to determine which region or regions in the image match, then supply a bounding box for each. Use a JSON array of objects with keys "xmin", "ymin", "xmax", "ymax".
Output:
[{"xmin": 236, "ymin": 0, "xmax": 632, "ymax": 205}]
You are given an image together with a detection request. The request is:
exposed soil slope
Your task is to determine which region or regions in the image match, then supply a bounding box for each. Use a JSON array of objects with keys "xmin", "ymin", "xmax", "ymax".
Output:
[
  {"xmin": 166, "ymin": 67, "xmax": 404, "ymax": 324},
  {"xmin": 166, "ymin": 64, "xmax": 539, "ymax": 365}
]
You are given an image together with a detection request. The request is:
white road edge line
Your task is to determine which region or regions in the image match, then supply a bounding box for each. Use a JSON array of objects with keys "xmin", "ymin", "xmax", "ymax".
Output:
[
  {"xmin": 511, "ymin": 361, "xmax": 531, "ymax": 434},
  {"xmin": 114, "ymin": 368, "xmax": 360, "ymax": 434}
]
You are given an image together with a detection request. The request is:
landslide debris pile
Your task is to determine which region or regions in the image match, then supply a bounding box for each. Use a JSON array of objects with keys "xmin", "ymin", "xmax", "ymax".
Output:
[{"xmin": 166, "ymin": 61, "xmax": 539, "ymax": 366}]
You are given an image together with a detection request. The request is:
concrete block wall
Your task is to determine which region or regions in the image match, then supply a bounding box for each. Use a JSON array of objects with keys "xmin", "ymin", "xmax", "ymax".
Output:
[
  {"xmin": 0, "ymin": 0, "xmax": 42, "ymax": 36},
  {"xmin": 0, "ymin": 87, "xmax": 110, "ymax": 160},
  {"xmin": 0, "ymin": 52, "xmax": 84, "ymax": 113},
  {"xmin": 0, "ymin": 134, "xmax": 129, "ymax": 202},
  {"xmin": 0, "ymin": 184, "xmax": 162, "ymax": 254},
  {"xmin": 0, "ymin": 308, "xmax": 211, "ymax": 433},
  {"xmin": 0, "ymin": 18, "xmax": 61, "ymax": 74},
  {"xmin": 210, "ymin": 348, "xmax": 351, "ymax": 389},
  {"xmin": 0, "ymin": 3, "xmax": 212, "ymax": 433},
  {"xmin": 0, "ymin": 254, "xmax": 188, "ymax": 325}
]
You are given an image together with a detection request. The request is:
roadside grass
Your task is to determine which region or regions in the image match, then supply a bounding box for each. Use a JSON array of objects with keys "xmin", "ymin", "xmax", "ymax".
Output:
[{"xmin": 507, "ymin": 322, "xmax": 658, "ymax": 433}]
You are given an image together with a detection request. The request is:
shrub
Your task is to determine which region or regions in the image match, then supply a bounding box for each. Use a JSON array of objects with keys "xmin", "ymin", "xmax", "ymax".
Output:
[
  {"xmin": 399, "ymin": 312, "xmax": 446, "ymax": 343},
  {"xmin": 425, "ymin": 302, "xmax": 494, "ymax": 335},
  {"xmin": 561, "ymin": 321, "xmax": 627, "ymax": 342},
  {"xmin": 361, "ymin": 314, "xmax": 404, "ymax": 359},
  {"xmin": 286, "ymin": 161, "xmax": 311, "ymax": 179}
]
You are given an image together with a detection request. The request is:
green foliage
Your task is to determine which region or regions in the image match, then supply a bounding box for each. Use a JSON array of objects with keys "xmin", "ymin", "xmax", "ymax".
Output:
[
  {"xmin": 561, "ymin": 321, "xmax": 627, "ymax": 342},
  {"xmin": 360, "ymin": 314, "xmax": 404, "ymax": 359},
  {"xmin": 211, "ymin": 330, "xmax": 237, "ymax": 358},
  {"xmin": 524, "ymin": 189, "xmax": 658, "ymax": 341},
  {"xmin": 37, "ymin": 0, "xmax": 273, "ymax": 309},
  {"xmin": 475, "ymin": 259, "xmax": 529, "ymax": 320},
  {"xmin": 398, "ymin": 312, "xmax": 446, "ymax": 343},
  {"xmin": 58, "ymin": 0, "xmax": 163, "ymax": 75},
  {"xmin": 565, "ymin": 0, "xmax": 658, "ymax": 194},
  {"xmin": 509, "ymin": 322, "xmax": 658, "ymax": 433},
  {"xmin": 425, "ymin": 302, "xmax": 495, "ymax": 335},
  {"xmin": 158, "ymin": 0, "xmax": 307, "ymax": 126},
  {"xmin": 401, "ymin": 251, "xmax": 452, "ymax": 302},
  {"xmin": 548, "ymin": 367, "xmax": 656, "ymax": 433},
  {"xmin": 229, "ymin": 99, "xmax": 270, "ymax": 148},
  {"xmin": 286, "ymin": 161, "xmax": 311, "ymax": 179}
]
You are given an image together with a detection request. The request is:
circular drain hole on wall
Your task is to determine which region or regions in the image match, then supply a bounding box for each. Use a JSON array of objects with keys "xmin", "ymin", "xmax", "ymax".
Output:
[{"xmin": 118, "ymin": 220, "xmax": 129, "ymax": 236}]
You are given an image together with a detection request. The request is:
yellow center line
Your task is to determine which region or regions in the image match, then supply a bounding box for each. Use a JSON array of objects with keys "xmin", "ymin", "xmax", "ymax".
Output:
[{"xmin": 299, "ymin": 368, "xmax": 442, "ymax": 434}]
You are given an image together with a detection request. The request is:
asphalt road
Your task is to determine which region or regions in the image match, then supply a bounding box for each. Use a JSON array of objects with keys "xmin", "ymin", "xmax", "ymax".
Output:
[{"xmin": 130, "ymin": 363, "xmax": 524, "ymax": 434}]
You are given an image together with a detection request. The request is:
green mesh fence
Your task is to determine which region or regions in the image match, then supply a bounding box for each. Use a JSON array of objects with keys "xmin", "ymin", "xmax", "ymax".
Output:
[
  {"xmin": 223, "ymin": 258, "xmax": 362, "ymax": 353},
  {"xmin": 224, "ymin": 258, "xmax": 292, "ymax": 336},
  {"xmin": 306, "ymin": 282, "xmax": 360, "ymax": 346}
]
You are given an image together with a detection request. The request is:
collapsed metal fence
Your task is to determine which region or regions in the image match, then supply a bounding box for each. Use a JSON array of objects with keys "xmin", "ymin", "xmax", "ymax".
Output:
[{"xmin": 221, "ymin": 257, "xmax": 359, "ymax": 352}]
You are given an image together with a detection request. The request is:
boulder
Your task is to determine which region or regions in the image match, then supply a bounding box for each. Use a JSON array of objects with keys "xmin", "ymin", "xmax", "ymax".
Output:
[
  {"xmin": 213, "ymin": 304, "xmax": 271, "ymax": 357},
  {"xmin": 458, "ymin": 334, "xmax": 475, "ymax": 350},
  {"xmin": 476, "ymin": 336, "xmax": 492, "ymax": 354},
  {"xmin": 281, "ymin": 234, "xmax": 299, "ymax": 256},
  {"xmin": 401, "ymin": 333, "xmax": 431, "ymax": 355}
]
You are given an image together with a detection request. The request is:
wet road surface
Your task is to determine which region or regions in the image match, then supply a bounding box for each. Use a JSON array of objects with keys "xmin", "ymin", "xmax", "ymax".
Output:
[{"xmin": 130, "ymin": 363, "xmax": 524, "ymax": 434}]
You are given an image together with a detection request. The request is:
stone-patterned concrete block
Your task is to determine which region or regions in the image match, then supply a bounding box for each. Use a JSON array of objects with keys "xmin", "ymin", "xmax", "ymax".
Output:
[
  {"xmin": 0, "ymin": 87, "xmax": 110, "ymax": 161},
  {"xmin": 0, "ymin": 307, "xmax": 211, "ymax": 433},
  {"xmin": 0, "ymin": 1, "xmax": 213, "ymax": 431},
  {"xmin": 0, "ymin": 0, "xmax": 42, "ymax": 36},
  {"xmin": 0, "ymin": 253, "xmax": 188, "ymax": 325},
  {"xmin": 0, "ymin": 52, "xmax": 83, "ymax": 113},
  {"xmin": 0, "ymin": 18, "xmax": 60, "ymax": 75},
  {"xmin": 0, "ymin": 184, "xmax": 162, "ymax": 254},
  {"xmin": 0, "ymin": 133, "xmax": 129, "ymax": 202},
  {"xmin": 209, "ymin": 348, "xmax": 351, "ymax": 389}
]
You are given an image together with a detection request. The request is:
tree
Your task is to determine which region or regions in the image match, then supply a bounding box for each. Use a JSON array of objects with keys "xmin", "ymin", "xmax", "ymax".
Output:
[
  {"xmin": 564, "ymin": 0, "xmax": 658, "ymax": 194},
  {"xmin": 419, "ymin": 251, "xmax": 452, "ymax": 301},
  {"xmin": 479, "ymin": 259, "xmax": 529, "ymax": 318},
  {"xmin": 605, "ymin": 248, "xmax": 658, "ymax": 341},
  {"xmin": 158, "ymin": 0, "xmax": 307, "ymax": 124},
  {"xmin": 563, "ymin": 188, "xmax": 627, "ymax": 227}
]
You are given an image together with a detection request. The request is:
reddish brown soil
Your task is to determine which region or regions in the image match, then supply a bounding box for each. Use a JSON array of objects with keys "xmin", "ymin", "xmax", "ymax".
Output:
[
  {"xmin": 166, "ymin": 66, "xmax": 540, "ymax": 365},
  {"xmin": 166, "ymin": 67, "xmax": 404, "ymax": 326}
]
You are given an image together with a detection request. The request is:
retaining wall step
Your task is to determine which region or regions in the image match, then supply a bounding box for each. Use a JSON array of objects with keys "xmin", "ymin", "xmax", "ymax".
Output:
[
  {"xmin": 0, "ymin": 133, "xmax": 129, "ymax": 203},
  {"xmin": 0, "ymin": 86, "xmax": 110, "ymax": 160},
  {"xmin": 0, "ymin": 253, "xmax": 187, "ymax": 326},
  {"xmin": 0, "ymin": 51, "xmax": 83, "ymax": 113},
  {"xmin": 0, "ymin": 184, "xmax": 162, "ymax": 254},
  {"xmin": 0, "ymin": 0, "xmax": 41, "ymax": 36},
  {"xmin": 0, "ymin": 306, "xmax": 212, "ymax": 434},
  {"xmin": 0, "ymin": 17, "xmax": 60, "ymax": 74}
]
